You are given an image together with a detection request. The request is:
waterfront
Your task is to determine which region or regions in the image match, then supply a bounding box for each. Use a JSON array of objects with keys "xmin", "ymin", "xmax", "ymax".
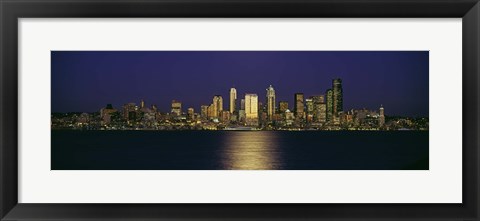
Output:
[{"xmin": 52, "ymin": 130, "xmax": 428, "ymax": 170}]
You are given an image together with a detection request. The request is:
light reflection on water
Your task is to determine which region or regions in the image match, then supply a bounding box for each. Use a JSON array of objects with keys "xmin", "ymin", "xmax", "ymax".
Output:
[{"xmin": 221, "ymin": 131, "xmax": 282, "ymax": 170}]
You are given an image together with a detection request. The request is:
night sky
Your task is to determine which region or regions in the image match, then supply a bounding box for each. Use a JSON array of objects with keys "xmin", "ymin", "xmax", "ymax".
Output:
[{"xmin": 51, "ymin": 51, "xmax": 429, "ymax": 117}]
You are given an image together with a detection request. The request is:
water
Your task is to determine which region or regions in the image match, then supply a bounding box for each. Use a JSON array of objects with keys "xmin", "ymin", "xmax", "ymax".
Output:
[{"xmin": 51, "ymin": 130, "xmax": 429, "ymax": 170}]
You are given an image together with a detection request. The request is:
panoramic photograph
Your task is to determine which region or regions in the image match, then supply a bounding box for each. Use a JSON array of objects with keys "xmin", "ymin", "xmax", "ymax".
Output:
[{"xmin": 51, "ymin": 51, "xmax": 429, "ymax": 170}]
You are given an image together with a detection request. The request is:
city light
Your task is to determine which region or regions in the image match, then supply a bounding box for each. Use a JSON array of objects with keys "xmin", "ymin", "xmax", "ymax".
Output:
[{"xmin": 51, "ymin": 78, "xmax": 429, "ymax": 131}]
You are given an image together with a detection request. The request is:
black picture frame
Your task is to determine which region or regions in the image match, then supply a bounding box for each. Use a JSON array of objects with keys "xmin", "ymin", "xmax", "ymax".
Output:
[{"xmin": 1, "ymin": 0, "xmax": 479, "ymax": 220}]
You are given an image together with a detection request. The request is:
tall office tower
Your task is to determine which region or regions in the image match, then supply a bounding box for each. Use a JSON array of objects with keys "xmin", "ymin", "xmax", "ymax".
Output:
[
  {"xmin": 305, "ymin": 98, "xmax": 314, "ymax": 123},
  {"xmin": 200, "ymin": 105, "xmax": 209, "ymax": 119},
  {"xmin": 187, "ymin": 108, "xmax": 195, "ymax": 120},
  {"xmin": 379, "ymin": 105, "xmax": 385, "ymax": 127},
  {"xmin": 245, "ymin": 93, "xmax": 259, "ymax": 126},
  {"xmin": 318, "ymin": 103, "xmax": 327, "ymax": 123},
  {"xmin": 305, "ymin": 98, "xmax": 314, "ymax": 114},
  {"xmin": 171, "ymin": 100, "xmax": 182, "ymax": 116},
  {"xmin": 279, "ymin": 101, "xmax": 289, "ymax": 113},
  {"xmin": 294, "ymin": 93, "xmax": 305, "ymax": 118},
  {"xmin": 212, "ymin": 95, "xmax": 223, "ymax": 118},
  {"xmin": 266, "ymin": 85, "xmax": 276, "ymax": 120},
  {"xmin": 326, "ymin": 89, "xmax": 333, "ymax": 122},
  {"xmin": 229, "ymin": 88, "xmax": 237, "ymax": 114},
  {"xmin": 332, "ymin": 78, "xmax": 343, "ymax": 117},
  {"xmin": 140, "ymin": 99, "xmax": 145, "ymax": 109},
  {"xmin": 311, "ymin": 95, "xmax": 326, "ymax": 123},
  {"xmin": 207, "ymin": 104, "xmax": 215, "ymax": 119},
  {"xmin": 240, "ymin": 99, "xmax": 245, "ymax": 110}
]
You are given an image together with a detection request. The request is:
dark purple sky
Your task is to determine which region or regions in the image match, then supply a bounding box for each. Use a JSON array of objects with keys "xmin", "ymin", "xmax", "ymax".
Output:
[{"xmin": 51, "ymin": 51, "xmax": 429, "ymax": 117}]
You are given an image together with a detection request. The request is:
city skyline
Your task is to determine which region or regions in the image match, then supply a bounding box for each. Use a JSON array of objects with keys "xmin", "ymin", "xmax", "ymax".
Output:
[
  {"xmin": 52, "ymin": 77, "xmax": 428, "ymax": 131},
  {"xmin": 52, "ymin": 51, "xmax": 429, "ymax": 117}
]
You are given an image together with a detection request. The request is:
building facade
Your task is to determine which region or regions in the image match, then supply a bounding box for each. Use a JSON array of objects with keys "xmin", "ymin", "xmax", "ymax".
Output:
[
  {"xmin": 245, "ymin": 93, "xmax": 259, "ymax": 126},
  {"xmin": 326, "ymin": 89, "xmax": 333, "ymax": 122},
  {"xmin": 294, "ymin": 93, "xmax": 304, "ymax": 119},
  {"xmin": 266, "ymin": 85, "xmax": 276, "ymax": 120},
  {"xmin": 187, "ymin": 107, "xmax": 195, "ymax": 120},
  {"xmin": 332, "ymin": 78, "xmax": 343, "ymax": 117},
  {"xmin": 212, "ymin": 95, "xmax": 223, "ymax": 118},
  {"xmin": 379, "ymin": 105, "xmax": 385, "ymax": 127},
  {"xmin": 171, "ymin": 100, "xmax": 182, "ymax": 116},
  {"xmin": 200, "ymin": 105, "xmax": 209, "ymax": 119},
  {"xmin": 311, "ymin": 95, "xmax": 326, "ymax": 123},
  {"xmin": 229, "ymin": 88, "xmax": 237, "ymax": 114}
]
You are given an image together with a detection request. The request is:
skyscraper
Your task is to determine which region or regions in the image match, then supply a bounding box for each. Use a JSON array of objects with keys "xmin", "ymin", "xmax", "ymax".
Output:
[
  {"xmin": 140, "ymin": 99, "xmax": 145, "ymax": 109},
  {"xmin": 245, "ymin": 93, "xmax": 259, "ymax": 126},
  {"xmin": 305, "ymin": 98, "xmax": 314, "ymax": 114},
  {"xmin": 229, "ymin": 88, "xmax": 237, "ymax": 114},
  {"xmin": 332, "ymin": 78, "xmax": 343, "ymax": 117},
  {"xmin": 312, "ymin": 95, "xmax": 326, "ymax": 123},
  {"xmin": 266, "ymin": 85, "xmax": 276, "ymax": 120},
  {"xmin": 200, "ymin": 105, "xmax": 208, "ymax": 119},
  {"xmin": 187, "ymin": 107, "xmax": 194, "ymax": 120},
  {"xmin": 379, "ymin": 105, "xmax": 385, "ymax": 127},
  {"xmin": 171, "ymin": 100, "xmax": 182, "ymax": 116},
  {"xmin": 326, "ymin": 89, "xmax": 333, "ymax": 122},
  {"xmin": 207, "ymin": 104, "xmax": 215, "ymax": 119},
  {"xmin": 294, "ymin": 93, "xmax": 304, "ymax": 119},
  {"xmin": 212, "ymin": 95, "xmax": 223, "ymax": 118}
]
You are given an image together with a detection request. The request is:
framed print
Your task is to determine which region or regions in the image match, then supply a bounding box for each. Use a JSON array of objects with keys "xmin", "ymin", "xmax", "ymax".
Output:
[
  {"xmin": 50, "ymin": 50, "xmax": 429, "ymax": 171},
  {"xmin": 1, "ymin": 0, "xmax": 479, "ymax": 220}
]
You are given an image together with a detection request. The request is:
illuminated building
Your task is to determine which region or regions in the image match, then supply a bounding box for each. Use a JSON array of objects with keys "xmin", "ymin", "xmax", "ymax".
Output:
[
  {"xmin": 279, "ymin": 101, "xmax": 288, "ymax": 113},
  {"xmin": 140, "ymin": 99, "xmax": 145, "ymax": 109},
  {"xmin": 305, "ymin": 98, "xmax": 314, "ymax": 114},
  {"xmin": 187, "ymin": 107, "xmax": 195, "ymax": 120},
  {"xmin": 294, "ymin": 93, "xmax": 304, "ymax": 119},
  {"xmin": 221, "ymin": 110, "xmax": 231, "ymax": 122},
  {"xmin": 212, "ymin": 95, "xmax": 223, "ymax": 117},
  {"xmin": 200, "ymin": 105, "xmax": 209, "ymax": 119},
  {"xmin": 207, "ymin": 104, "xmax": 215, "ymax": 119},
  {"xmin": 285, "ymin": 109, "xmax": 294, "ymax": 125},
  {"xmin": 240, "ymin": 99, "xmax": 245, "ymax": 110},
  {"xmin": 229, "ymin": 88, "xmax": 237, "ymax": 114},
  {"xmin": 332, "ymin": 78, "xmax": 343, "ymax": 117},
  {"xmin": 379, "ymin": 105, "xmax": 385, "ymax": 127},
  {"xmin": 305, "ymin": 98, "xmax": 314, "ymax": 123},
  {"xmin": 317, "ymin": 103, "xmax": 327, "ymax": 123},
  {"xmin": 245, "ymin": 93, "xmax": 259, "ymax": 126},
  {"xmin": 312, "ymin": 95, "xmax": 326, "ymax": 123},
  {"xmin": 326, "ymin": 89, "xmax": 333, "ymax": 122},
  {"xmin": 171, "ymin": 100, "xmax": 182, "ymax": 116},
  {"xmin": 266, "ymin": 85, "xmax": 276, "ymax": 120},
  {"xmin": 143, "ymin": 109, "xmax": 156, "ymax": 126}
]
